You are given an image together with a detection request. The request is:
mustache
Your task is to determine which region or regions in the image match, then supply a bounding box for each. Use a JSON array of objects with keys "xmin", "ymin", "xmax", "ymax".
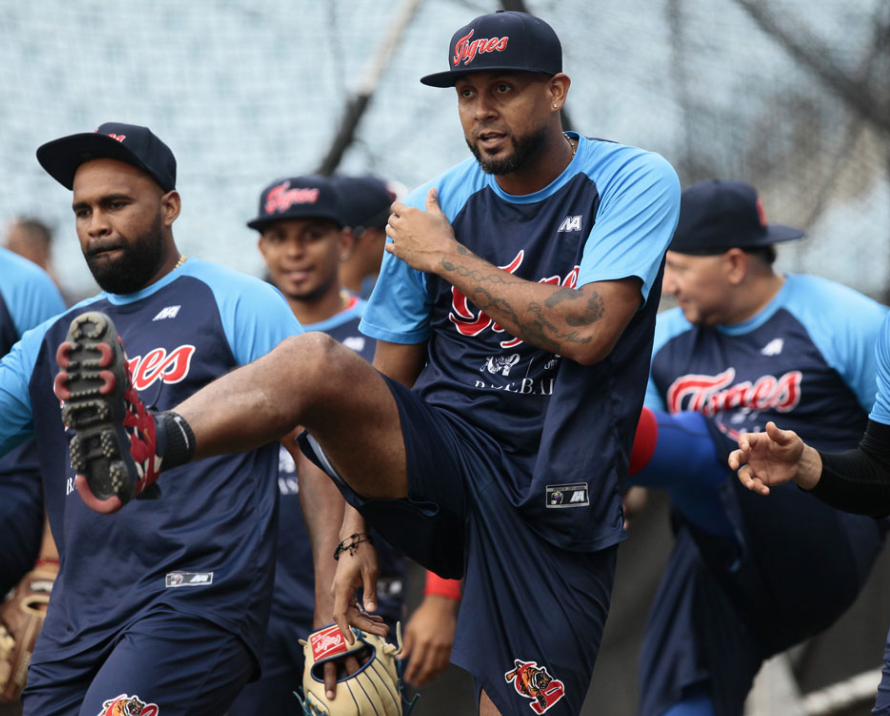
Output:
[{"xmin": 85, "ymin": 243, "xmax": 127, "ymax": 259}]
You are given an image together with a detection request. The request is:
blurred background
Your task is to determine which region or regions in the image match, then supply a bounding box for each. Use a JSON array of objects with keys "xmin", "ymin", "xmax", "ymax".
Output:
[{"xmin": 1, "ymin": 0, "xmax": 889, "ymax": 714}]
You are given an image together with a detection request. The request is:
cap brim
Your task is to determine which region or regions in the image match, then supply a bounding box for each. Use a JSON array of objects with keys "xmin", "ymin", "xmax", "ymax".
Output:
[
  {"xmin": 763, "ymin": 224, "xmax": 805, "ymax": 243},
  {"xmin": 247, "ymin": 213, "xmax": 344, "ymax": 232},
  {"xmin": 420, "ymin": 66, "xmax": 554, "ymax": 87},
  {"xmin": 36, "ymin": 132, "xmax": 154, "ymax": 190}
]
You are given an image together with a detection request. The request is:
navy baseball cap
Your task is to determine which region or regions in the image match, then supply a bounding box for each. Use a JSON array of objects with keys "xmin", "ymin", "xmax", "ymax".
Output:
[
  {"xmin": 331, "ymin": 175, "xmax": 398, "ymax": 230},
  {"xmin": 247, "ymin": 175, "xmax": 345, "ymax": 231},
  {"xmin": 36, "ymin": 122, "xmax": 176, "ymax": 192},
  {"xmin": 420, "ymin": 11, "xmax": 562, "ymax": 88},
  {"xmin": 670, "ymin": 180, "xmax": 805, "ymax": 255}
]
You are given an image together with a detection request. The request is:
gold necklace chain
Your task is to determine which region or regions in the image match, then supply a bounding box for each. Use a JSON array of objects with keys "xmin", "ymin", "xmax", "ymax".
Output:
[
  {"xmin": 174, "ymin": 255, "xmax": 187, "ymax": 270},
  {"xmin": 563, "ymin": 132, "xmax": 576, "ymax": 157}
]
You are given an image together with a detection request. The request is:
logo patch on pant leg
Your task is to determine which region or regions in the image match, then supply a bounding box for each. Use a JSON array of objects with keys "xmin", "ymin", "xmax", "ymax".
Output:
[
  {"xmin": 97, "ymin": 693, "xmax": 159, "ymax": 716},
  {"xmin": 545, "ymin": 483, "xmax": 589, "ymax": 508},
  {"xmin": 504, "ymin": 660, "xmax": 566, "ymax": 713}
]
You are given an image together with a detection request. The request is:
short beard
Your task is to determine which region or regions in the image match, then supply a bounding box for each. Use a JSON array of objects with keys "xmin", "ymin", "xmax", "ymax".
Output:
[
  {"xmin": 85, "ymin": 214, "xmax": 166, "ymax": 295},
  {"xmin": 467, "ymin": 126, "xmax": 548, "ymax": 175}
]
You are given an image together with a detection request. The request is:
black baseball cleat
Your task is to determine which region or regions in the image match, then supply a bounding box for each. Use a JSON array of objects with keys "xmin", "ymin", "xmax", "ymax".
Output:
[{"xmin": 54, "ymin": 311, "xmax": 163, "ymax": 512}]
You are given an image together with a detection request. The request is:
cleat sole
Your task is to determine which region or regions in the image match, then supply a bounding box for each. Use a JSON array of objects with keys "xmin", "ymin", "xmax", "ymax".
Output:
[{"xmin": 57, "ymin": 312, "xmax": 139, "ymax": 503}]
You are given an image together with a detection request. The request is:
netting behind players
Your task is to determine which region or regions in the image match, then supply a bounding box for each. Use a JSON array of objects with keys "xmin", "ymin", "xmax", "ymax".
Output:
[{"xmin": 0, "ymin": 0, "xmax": 887, "ymax": 300}]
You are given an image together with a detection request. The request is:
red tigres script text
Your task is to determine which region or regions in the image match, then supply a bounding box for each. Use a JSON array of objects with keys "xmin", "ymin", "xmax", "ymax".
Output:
[
  {"xmin": 265, "ymin": 181, "xmax": 319, "ymax": 214},
  {"xmin": 452, "ymin": 29, "xmax": 509, "ymax": 67},
  {"xmin": 127, "ymin": 346, "xmax": 196, "ymax": 391},
  {"xmin": 667, "ymin": 367, "xmax": 803, "ymax": 415}
]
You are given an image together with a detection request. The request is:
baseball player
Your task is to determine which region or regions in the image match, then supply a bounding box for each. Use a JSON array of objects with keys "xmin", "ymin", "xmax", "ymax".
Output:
[
  {"xmin": 0, "ymin": 122, "xmax": 302, "ymax": 716},
  {"xmin": 334, "ymin": 172, "xmax": 462, "ymax": 687},
  {"xmin": 229, "ymin": 174, "xmax": 458, "ymax": 712},
  {"xmin": 628, "ymin": 179, "xmax": 888, "ymax": 716},
  {"xmin": 332, "ymin": 174, "xmax": 402, "ymax": 300},
  {"xmin": 0, "ymin": 247, "xmax": 65, "ymax": 596},
  {"xmin": 55, "ymin": 12, "xmax": 680, "ymax": 716},
  {"xmin": 732, "ymin": 315, "xmax": 890, "ymax": 715}
]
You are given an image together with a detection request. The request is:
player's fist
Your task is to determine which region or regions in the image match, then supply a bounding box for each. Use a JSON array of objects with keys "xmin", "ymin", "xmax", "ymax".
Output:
[{"xmin": 385, "ymin": 189, "xmax": 459, "ymax": 274}]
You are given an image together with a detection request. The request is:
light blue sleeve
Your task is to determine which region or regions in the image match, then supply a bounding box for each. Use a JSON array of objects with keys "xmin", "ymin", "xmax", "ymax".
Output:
[
  {"xmin": 869, "ymin": 314, "xmax": 890, "ymax": 425},
  {"xmin": 577, "ymin": 147, "xmax": 680, "ymax": 305},
  {"xmin": 644, "ymin": 308, "xmax": 690, "ymax": 411},
  {"xmin": 0, "ymin": 249, "xmax": 66, "ymax": 336},
  {"xmin": 0, "ymin": 320, "xmax": 53, "ymax": 455},
  {"xmin": 784, "ymin": 275, "xmax": 888, "ymax": 413},
  {"xmin": 199, "ymin": 264, "xmax": 303, "ymax": 365},
  {"xmin": 361, "ymin": 160, "xmax": 482, "ymax": 345}
]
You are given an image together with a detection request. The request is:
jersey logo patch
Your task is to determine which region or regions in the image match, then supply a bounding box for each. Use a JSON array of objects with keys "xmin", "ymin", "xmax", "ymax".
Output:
[
  {"xmin": 557, "ymin": 215, "xmax": 582, "ymax": 233},
  {"xmin": 449, "ymin": 250, "xmax": 580, "ymax": 349},
  {"xmin": 761, "ymin": 338, "xmax": 784, "ymax": 356},
  {"xmin": 667, "ymin": 367, "xmax": 802, "ymax": 415},
  {"xmin": 166, "ymin": 571, "xmax": 214, "ymax": 587},
  {"xmin": 97, "ymin": 693, "xmax": 158, "ymax": 716},
  {"xmin": 546, "ymin": 483, "xmax": 589, "ymax": 509},
  {"xmin": 482, "ymin": 353, "xmax": 520, "ymax": 376},
  {"xmin": 505, "ymin": 659, "xmax": 566, "ymax": 713},
  {"xmin": 151, "ymin": 305, "xmax": 180, "ymax": 321}
]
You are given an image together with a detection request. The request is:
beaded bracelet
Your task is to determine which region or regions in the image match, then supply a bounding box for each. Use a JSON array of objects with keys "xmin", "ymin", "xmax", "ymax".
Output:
[{"xmin": 333, "ymin": 532, "xmax": 375, "ymax": 561}]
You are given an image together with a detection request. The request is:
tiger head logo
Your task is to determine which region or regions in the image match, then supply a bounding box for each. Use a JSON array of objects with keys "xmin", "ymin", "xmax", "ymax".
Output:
[
  {"xmin": 98, "ymin": 694, "xmax": 159, "ymax": 716},
  {"xmin": 504, "ymin": 660, "xmax": 566, "ymax": 714}
]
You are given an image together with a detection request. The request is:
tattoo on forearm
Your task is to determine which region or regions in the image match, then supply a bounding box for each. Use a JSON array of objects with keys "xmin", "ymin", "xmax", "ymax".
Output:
[{"xmin": 440, "ymin": 253, "xmax": 598, "ymax": 347}]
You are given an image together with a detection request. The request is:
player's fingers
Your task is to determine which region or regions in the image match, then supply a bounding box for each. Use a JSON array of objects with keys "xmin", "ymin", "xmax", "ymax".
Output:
[
  {"xmin": 412, "ymin": 641, "xmax": 448, "ymax": 687},
  {"xmin": 402, "ymin": 640, "xmax": 425, "ymax": 685},
  {"xmin": 426, "ymin": 187, "xmax": 441, "ymax": 214},
  {"xmin": 324, "ymin": 660, "xmax": 338, "ymax": 700},
  {"xmin": 728, "ymin": 449, "xmax": 741, "ymax": 470},
  {"xmin": 361, "ymin": 570, "xmax": 378, "ymax": 614},
  {"xmin": 331, "ymin": 593, "xmax": 356, "ymax": 645},
  {"xmin": 765, "ymin": 421, "xmax": 794, "ymax": 444},
  {"xmin": 400, "ymin": 626, "xmax": 415, "ymax": 659},
  {"xmin": 345, "ymin": 654, "xmax": 363, "ymax": 674},
  {"xmin": 74, "ymin": 475, "xmax": 123, "ymax": 514}
]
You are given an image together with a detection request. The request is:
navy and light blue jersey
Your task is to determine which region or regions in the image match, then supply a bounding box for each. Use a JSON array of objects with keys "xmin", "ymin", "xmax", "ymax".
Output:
[
  {"xmin": 0, "ymin": 247, "xmax": 66, "ymax": 356},
  {"xmin": 361, "ymin": 135, "xmax": 680, "ymax": 550},
  {"xmin": 273, "ymin": 296, "xmax": 405, "ymax": 624},
  {"xmin": 0, "ymin": 258, "xmax": 301, "ymax": 662},
  {"xmin": 648, "ymin": 274, "xmax": 888, "ymax": 453},
  {"xmin": 869, "ymin": 313, "xmax": 890, "ymax": 427},
  {"xmin": 0, "ymin": 247, "xmax": 65, "ymax": 490}
]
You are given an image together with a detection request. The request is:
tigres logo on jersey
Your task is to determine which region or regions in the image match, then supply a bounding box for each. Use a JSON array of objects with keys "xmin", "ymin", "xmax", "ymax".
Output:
[
  {"xmin": 505, "ymin": 659, "xmax": 566, "ymax": 713},
  {"xmin": 97, "ymin": 694, "xmax": 159, "ymax": 716}
]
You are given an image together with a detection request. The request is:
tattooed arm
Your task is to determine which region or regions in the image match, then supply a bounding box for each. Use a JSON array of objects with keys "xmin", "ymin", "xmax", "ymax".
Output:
[{"xmin": 386, "ymin": 188, "xmax": 643, "ymax": 365}]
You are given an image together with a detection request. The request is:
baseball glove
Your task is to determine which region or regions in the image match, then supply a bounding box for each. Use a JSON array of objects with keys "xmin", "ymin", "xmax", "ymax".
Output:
[
  {"xmin": 297, "ymin": 623, "xmax": 417, "ymax": 716},
  {"xmin": 0, "ymin": 563, "xmax": 57, "ymax": 703}
]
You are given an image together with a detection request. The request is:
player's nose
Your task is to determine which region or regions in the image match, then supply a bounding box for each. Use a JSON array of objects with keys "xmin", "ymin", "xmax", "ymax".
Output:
[{"xmin": 87, "ymin": 209, "xmax": 112, "ymax": 238}]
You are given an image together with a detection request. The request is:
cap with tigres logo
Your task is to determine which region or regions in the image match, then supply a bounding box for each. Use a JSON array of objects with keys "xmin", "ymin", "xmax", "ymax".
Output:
[
  {"xmin": 36, "ymin": 122, "xmax": 176, "ymax": 192},
  {"xmin": 420, "ymin": 10, "xmax": 562, "ymax": 88}
]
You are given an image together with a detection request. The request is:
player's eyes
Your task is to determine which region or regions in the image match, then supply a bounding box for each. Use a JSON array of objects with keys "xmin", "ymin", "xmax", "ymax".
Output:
[{"xmin": 496, "ymin": 84, "xmax": 511, "ymax": 93}]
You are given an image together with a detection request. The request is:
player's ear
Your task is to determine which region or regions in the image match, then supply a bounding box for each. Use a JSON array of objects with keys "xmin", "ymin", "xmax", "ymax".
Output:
[
  {"xmin": 160, "ymin": 190, "xmax": 181, "ymax": 226},
  {"xmin": 725, "ymin": 248, "xmax": 748, "ymax": 285},
  {"xmin": 548, "ymin": 73, "xmax": 571, "ymax": 113},
  {"xmin": 337, "ymin": 227, "xmax": 353, "ymax": 261}
]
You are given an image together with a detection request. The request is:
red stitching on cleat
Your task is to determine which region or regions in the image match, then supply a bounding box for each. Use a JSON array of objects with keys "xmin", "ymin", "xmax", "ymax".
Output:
[
  {"xmin": 95, "ymin": 342, "xmax": 114, "ymax": 367},
  {"xmin": 121, "ymin": 384, "xmax": 159, "ymax": 495},
  {"xmin": 98, "ymin": 369, "xmax": 117, "ymax": 395},
  {"xmin": 53, "ymin": 372, "xmax": 71, "ymax": 401},
  {"xmin": 56, "ymin": 342, "xmax": 72, "ymax": 369}
]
